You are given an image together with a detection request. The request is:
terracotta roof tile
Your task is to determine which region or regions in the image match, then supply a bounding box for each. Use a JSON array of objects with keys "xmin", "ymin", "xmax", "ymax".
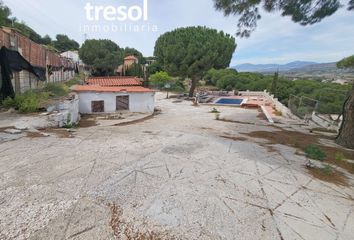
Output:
[
  {"xmin": 124, "ymin": 55, "xmax": 138, "ymax": 60},
  {"xmin": 86, "ymin": 76, "xmax": 142, "ymax": 87},
  {"xmin": 73, "ymin": 85, "xmax": 154, "ymax": 93}
]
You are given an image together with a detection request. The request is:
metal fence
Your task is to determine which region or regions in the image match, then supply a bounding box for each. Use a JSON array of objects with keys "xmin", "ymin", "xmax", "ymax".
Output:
[{"xmin": 288, "ymin": 95, "xmax": 318, "ymax": 119}]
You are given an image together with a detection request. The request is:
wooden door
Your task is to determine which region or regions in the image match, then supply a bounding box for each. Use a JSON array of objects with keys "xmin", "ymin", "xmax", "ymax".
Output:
[
  {"xmin": 91, "ymin": 101, "xmax": 104, "ymax": 113},
  {"xmin": 116, "ymin": 96, "xmax": 129, "ymax": 111}
]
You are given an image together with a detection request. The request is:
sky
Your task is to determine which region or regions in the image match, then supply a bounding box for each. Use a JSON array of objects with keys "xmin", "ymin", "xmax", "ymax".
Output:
[{"xmin": 3, "ymin": 0, "xmax": 354, "ymax": 66}]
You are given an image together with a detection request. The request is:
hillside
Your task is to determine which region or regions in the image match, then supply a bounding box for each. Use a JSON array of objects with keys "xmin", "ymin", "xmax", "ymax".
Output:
[
  {"xmin": 233, "ymin": 61, "xmax": 354, "ymax": 81},
  {"xmin": 234, "ymin": 61, "xmax": 317, "ymax": 72}
]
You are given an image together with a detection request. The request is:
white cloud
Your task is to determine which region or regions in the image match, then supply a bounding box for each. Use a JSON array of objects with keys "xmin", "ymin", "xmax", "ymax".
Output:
[{"xmin": 3, "ymin": 0, "xmax": 354, "ymax": 64}]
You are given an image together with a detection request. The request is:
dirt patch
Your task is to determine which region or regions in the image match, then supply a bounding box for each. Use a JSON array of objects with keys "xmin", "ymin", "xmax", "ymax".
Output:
[
  {"xmin": 109, "ymin": 203, "xmax": 175, "ymax": 240},
  {"xmin": 221, "ymin": 135, "xmax": 248, "ymax": 141},
  {"xmin": 217, "ymin": 118, "xmax": 255, "ymax": 125},
  {"xmin": 241, "ymin": 129, "xmax": 354, "ymax": 174},
  {"xmin": 306, "ymin": 166, "xmax": 348, "ymax": 186},
  {"xmin": 115, "ymin": 115, "xmax": 155, "ymax": 126},
  {"xmin": 77, "ymin": 117, "xmax": 98, "ymax": 128},
  {"xmin": 221, "ymin": 134, "xmax": 279, "ymax": 153},
  {"xmin": 114, "ymin": 111, "xmax": 160, "ymax": 127},
  {"xmin": 26, "ymin": 131, "xmax": 46, "ymax": 138},
  {"xmin": 41, "ymin": 128, "xmax": 74, "ymax": 138},
  {"xmin": 0, "ymin": 126, "xmax": 15, "ymax": 132}
]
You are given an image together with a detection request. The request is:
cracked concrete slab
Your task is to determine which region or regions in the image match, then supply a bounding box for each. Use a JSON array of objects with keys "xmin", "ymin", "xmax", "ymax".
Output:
[{"xmin": 0, "ymin": 93, "xmax": 353, "ymax": 240}]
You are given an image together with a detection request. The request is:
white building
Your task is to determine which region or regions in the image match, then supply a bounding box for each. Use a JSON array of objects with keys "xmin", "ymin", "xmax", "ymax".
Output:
[
  {"xmin": 73, "ymin": 85, "xmax": 155, "ymax": 114},
  {"xmin": 60, "ymin": 50, "xmax": 82, "ymax": 64}
]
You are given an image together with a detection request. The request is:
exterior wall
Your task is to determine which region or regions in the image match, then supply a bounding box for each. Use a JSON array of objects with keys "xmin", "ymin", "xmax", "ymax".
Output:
[
  {"xmin": 47, "ymin": 94, "xmax": 80, "ymax": 127},
  {"xmin": 77, "ymin": 92, "xmax": 155, "ymax": 114},
  {"xmin": 10, "ymin": 70, "xmax": 76, "ymax": 94}
]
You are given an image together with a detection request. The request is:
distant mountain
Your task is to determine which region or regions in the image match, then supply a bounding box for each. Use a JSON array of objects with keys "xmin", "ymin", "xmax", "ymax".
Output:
[
  {"xmin": 234, "ymin": 61, "xmax": 318, "ymax": 72},
  {"xmin": 287, "ymin": 62, "xmax": 338, "ymax": 73}
]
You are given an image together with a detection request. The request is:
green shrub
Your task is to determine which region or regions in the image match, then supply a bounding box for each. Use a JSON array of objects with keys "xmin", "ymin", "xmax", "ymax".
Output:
[
  {"xmin": 2, "ymin": 91, "xmax": 49, "ymax": 113},
  {"xmin": 305, "ymin": 145, "xmax": 326, "ymax": 161},
  {"xmin": 169, "ymin": 81, "xmax": 185, "ymax": 92},
  {"xmin": 335, "ymin": 152, "xmax": 345, "ymax": 162},
  {"xmin": 44, "ymin": 83, "xmax": 68, "ymax": 97},
  {"xmin": 2, "ymin": 97, "xmax": 17, "ymax": 108}
]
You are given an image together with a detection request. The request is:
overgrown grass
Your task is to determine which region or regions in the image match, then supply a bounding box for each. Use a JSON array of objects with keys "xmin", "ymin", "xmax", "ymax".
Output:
[
  {"xmin": 305, "ymin": 145, "xmax": 326, "ymax": 161},
  {"xmin": 64, "ymin": 74, "xmax": 83, "ymax": 87},
  {"xmin": 2, "ymin": 90, "xmax": 49, "ymax": 113},
  {"xmin": 320, "ymin": 165, "xmax": 335, "ymax": 175},
  {"xmin": 43, "ymin": 83, "xmax": 69, "ymax": 97}
]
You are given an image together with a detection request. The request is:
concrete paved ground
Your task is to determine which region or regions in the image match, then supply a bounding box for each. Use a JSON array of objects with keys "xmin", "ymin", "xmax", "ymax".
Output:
[{"xmin": 1, "ymin": 93, "xmax": 354, "ymax": 240}]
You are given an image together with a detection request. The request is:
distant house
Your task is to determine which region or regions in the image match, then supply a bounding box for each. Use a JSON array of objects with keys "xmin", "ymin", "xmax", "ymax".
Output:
[
  {"xmin": 116, "ymin": 55, "xmax": 139, "ymax": 76},
  {"xmin": 333, "ymin": 79, "xmax": 349, "ymax": 85},
  {"xmin": 60, "ymin": 51, "xmax": 80, "ymax": 62},
  {"xmin": 60, "ymin": 50, "xmax": 85, "ymax": 72},
  {"xmin": 73, "ymin": 76, "xmax": 155, "ymax": 114}
]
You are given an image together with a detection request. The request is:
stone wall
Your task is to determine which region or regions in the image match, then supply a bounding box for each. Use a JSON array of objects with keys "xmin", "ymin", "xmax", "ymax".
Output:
[{"xmin": 47, "ymin": 94, "xmax": 80, "ymax": 127}]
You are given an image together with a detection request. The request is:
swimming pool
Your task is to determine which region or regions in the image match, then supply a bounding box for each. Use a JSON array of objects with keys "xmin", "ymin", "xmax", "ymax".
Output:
[{"xmin": 215, "ymin": 98, "xmax": 244, "ymax": 105}]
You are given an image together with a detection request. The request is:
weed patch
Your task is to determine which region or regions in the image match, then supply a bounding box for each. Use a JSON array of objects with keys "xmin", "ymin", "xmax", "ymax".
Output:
[
  {"xmin": 43, "ymin": 83, "xmax": 69, "ymax": 97},
  {"xmin": 242, "ymin": 129, "xmax": 354, "ymax": 174},
  {"xmin": 305, "ymin": 145, "xmax": 326, "ymax": 161}
]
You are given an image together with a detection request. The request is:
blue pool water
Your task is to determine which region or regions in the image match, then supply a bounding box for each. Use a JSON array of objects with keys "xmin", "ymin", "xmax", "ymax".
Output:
[{"xmin": 215, "ymin": 98, "xmax": 243, "ymax": 105}]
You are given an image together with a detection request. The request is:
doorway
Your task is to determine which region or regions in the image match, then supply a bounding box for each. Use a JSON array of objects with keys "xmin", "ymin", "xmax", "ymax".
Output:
[
  {"xmin": 91, "ymin": 100, "xmax": 104, "ymax": 113},
  {"xmin": 116, "ymin": 96, "xmax": 129, "ymax": 111}
]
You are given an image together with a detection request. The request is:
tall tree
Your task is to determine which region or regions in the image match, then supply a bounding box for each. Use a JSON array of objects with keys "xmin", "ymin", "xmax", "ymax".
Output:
[
  {"xmin": 40, "ymin": 35, "xmax": 52, "ymax": 45},
  {"xmin": 52, "ymin": 34, "xmax": 80, "ymax": 52},
  {"xmin": 154, "ymin": 26, "xmax": 236, "ymax": 96},
  {"xmin": 269, "ymin": 71, "xmax": 279, "ymax": 95},
  {"xmin": 79, "ymin": 39, "xmax": 123, "ymax": 76},
  {"xmin": 336, "ymin": 56, "xmax": 354, "ymax": 149},
  {"xmin": 213, "ymin": 0, "xmax": 353, "ymax": 37},
  {"xmin": 0, "ymin": 1, "xmax": 11, "ymax": 26}
]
